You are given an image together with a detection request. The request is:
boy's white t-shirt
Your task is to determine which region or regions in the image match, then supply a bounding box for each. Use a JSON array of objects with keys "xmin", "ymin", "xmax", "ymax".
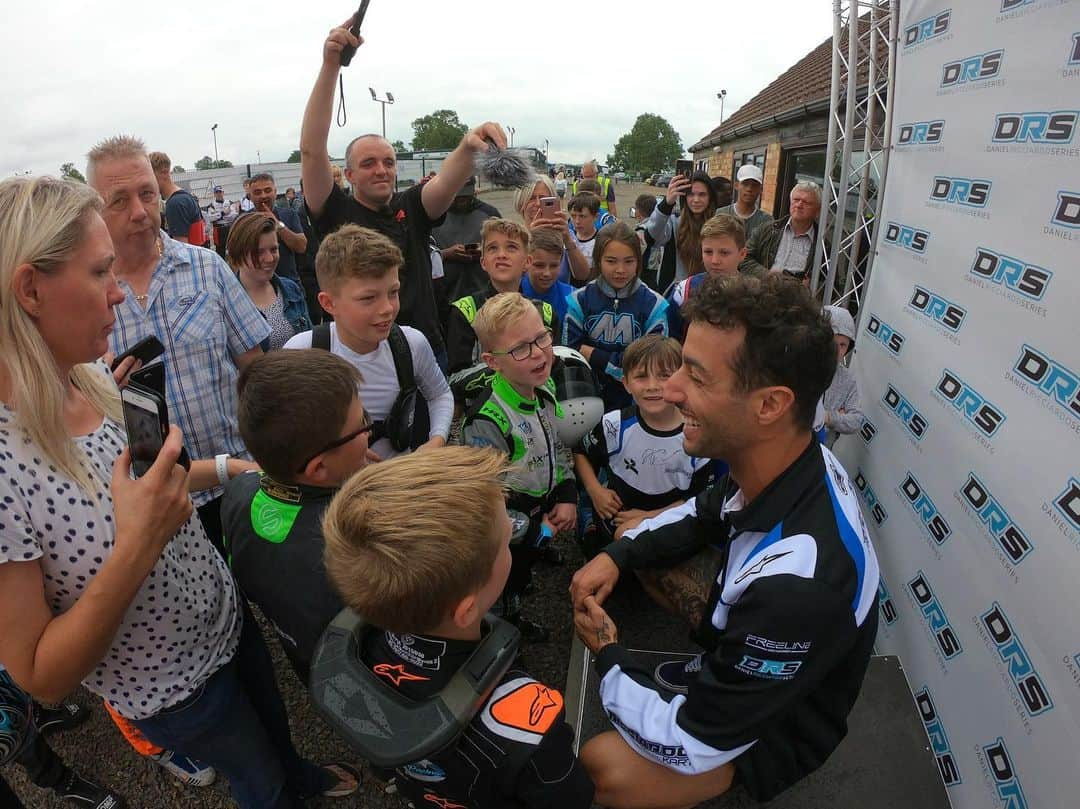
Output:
[
  {"xmin": 284, "ymin": 324, "xmax": 453, "ymax": 460},
  {"xmin": 571, "ymin": 231, "xmax": 597, "ymax": 265}
]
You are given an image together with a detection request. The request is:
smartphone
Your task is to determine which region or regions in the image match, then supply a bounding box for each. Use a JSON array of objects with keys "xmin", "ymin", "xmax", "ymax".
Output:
[
  {"xmin": 539, "ymin": 196, "xmax": 559, "ymax": 217},
  {"xmin": 110, "ymin": 335, "xmax": 164, "ymax": 372},
  {"xmin": 675, "ymin": 160, "xmax": 694, "ymax": 184},
  {"xmin": 340, "ymin": 0, "xmax": 371, "ymax": 66},
  {"xmin": 464, "ymin": 242, "xmax": 480, "ymax": 253},
  {"xmin": 121, "ymin": 384, "xmax": 190, "ymax": 478}
]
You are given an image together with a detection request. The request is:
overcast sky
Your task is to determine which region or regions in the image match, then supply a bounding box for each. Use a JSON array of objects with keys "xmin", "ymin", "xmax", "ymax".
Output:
[{"xmin": 1, "ymin": 1, "xmax": 832, "ymax": 177}]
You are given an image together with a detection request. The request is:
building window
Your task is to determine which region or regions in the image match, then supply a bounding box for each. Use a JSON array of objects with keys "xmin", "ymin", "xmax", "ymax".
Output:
[
  {"xmin": 778, "ymin": 149, "xmax": 827, "ymax": 217},
  {"xmin": 734, "ymin": 150, "xmax": 767, "ymax": 183}
]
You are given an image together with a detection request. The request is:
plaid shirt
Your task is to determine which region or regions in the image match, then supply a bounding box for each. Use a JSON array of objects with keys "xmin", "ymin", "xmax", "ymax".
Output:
[{"xmin": 109, "ymin": 232, "xmax": 269, "ymax": 505}]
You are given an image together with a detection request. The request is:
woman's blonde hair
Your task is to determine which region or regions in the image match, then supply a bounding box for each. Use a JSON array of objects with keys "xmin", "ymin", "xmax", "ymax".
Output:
[
  {"xmin": 513, "ymin": 176, "xmax": 556, "ymax": 218},
  {"xmin": 0, "ymin": 176, "xmax": 122, "ymax": 492}
]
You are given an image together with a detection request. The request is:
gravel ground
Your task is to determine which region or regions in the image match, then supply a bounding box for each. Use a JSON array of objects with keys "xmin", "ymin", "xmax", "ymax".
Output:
[
  {"xmin": 1, "ymin": 179, "xmax": 652, "ymax": 808},
  {"xmin": 0, "ymin": 539, "xmax": 585, "ymax": 809}
]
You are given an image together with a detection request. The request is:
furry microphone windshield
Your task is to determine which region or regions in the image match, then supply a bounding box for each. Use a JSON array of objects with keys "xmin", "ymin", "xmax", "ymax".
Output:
[{"xmin": 476, "ymin": 141, "xmax": 535, "ymax": 188}]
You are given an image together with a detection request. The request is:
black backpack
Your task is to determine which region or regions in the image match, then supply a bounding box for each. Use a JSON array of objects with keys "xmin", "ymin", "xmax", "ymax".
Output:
[{"xmin": 311, "ymin": 323, "xmax": 417, "ymax": 452}]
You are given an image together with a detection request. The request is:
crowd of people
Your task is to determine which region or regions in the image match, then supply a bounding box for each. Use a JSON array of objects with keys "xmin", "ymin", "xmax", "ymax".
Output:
[{"xmin": 0, "ymin": 15, "xmax": 879, "ymax": 809}]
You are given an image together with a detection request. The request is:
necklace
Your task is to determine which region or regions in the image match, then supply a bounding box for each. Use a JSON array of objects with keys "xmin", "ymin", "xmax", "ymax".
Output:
[{"xmin": 132, "ymin": 238, "xmax": 165, "ymax": 305}]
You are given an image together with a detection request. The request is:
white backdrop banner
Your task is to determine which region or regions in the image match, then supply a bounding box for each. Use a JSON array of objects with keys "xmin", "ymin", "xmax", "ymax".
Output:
[{"xmin": 835, "ymin": 2, "xmax": 1080, "ymax": 807}]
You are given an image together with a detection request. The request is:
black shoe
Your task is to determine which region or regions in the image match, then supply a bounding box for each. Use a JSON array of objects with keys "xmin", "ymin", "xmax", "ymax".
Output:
[
  {"xmin": 653, "ymin": 654, "xmax": 703, "ymax": 695},
  {"xmin": 34, "ymin": 700, "xmax": 89, "ymax": 735},
  {"xmin": 507, "ymin": 614, "xmax": 550, "ymax": 643},
  {"xmin": 54, "ymin": 771, "xmax": 127, "ymax": 809}
]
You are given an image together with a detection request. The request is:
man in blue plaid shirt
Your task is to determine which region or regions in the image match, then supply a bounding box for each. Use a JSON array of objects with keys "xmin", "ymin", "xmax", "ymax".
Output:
[{"xmin": 89, "ymin": 135, "xmax": 269, "ymax": 554}]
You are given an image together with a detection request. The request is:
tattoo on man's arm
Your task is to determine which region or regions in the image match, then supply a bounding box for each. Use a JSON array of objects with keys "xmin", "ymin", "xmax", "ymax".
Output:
[{"xmin": 597, "ymin": 618, "xmax": 612, "ymax": 646}]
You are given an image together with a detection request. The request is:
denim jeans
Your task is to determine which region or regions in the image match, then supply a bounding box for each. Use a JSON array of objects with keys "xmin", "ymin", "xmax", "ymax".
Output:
[{"xmin": 132, "ymin": 601, "xmax": 323, "ymax": 809}]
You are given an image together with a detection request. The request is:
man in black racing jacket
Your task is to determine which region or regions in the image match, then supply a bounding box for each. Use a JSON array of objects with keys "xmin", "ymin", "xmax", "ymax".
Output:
[{"xmin": 570, "ymin": 274, "xmax": 880, "ymax": 808}]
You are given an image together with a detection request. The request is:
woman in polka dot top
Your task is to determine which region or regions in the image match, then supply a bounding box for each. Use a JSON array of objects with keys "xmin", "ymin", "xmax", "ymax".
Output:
[{"xmin": 0, "ymin": 175, "xmax": 358, "ymax": 806}]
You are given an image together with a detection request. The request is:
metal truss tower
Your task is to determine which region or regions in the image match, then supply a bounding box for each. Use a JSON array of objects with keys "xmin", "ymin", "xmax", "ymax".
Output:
[{"xmin": 812, "ymin": 0, "xmax": 898, "ymax": 318}]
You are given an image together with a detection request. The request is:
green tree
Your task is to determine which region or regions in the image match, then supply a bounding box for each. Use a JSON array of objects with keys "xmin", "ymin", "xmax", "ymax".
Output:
[
  {"xmin": 286, "ymin": 149, "xmax": 302, "ymax": 163},
  {"xmin": 60, "ymin": 162, "xmax": 86, "ymax": 183},
  {"xmin": 391, "ymin": 139, "xmax": 408, "ymax": 153},
  {"xmin": 607, "ymin": 114, "xmax": 683, "ymax": 174},
  {"xmin": 194, "ymin": 155, "xmax": 234, "ymax": 170},
  {"xmin": 410, "ymin": 110, "xmax": 468, "ymax": 151}
]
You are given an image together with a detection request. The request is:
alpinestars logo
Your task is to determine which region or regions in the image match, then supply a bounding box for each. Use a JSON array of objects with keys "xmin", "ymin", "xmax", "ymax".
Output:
[
  {"xmin": 373, "ymin": 663, "xmax": 431, "ymax": 687},
  {"xmin": 734, "ymin": 551, "xmax": 793, "ymax": 584}
]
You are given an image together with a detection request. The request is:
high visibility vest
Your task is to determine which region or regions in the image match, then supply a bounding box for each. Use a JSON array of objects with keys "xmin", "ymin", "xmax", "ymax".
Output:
[{"xmin": 571, "ymin": 176, "xmax": 612, "ymax": 211}]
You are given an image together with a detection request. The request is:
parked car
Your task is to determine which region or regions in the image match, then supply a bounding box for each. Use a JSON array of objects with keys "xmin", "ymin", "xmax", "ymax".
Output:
[
  {"xmin": 614, "ymin": 171, "xmax": 627, "ymax": 181},
  {"xmin": 656, "ymin": 174, "xmax": 674, "ymax": 187}
]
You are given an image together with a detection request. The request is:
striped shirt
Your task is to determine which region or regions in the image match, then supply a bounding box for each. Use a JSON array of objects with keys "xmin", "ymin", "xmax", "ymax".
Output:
[
  {"xmin": 109, "ymin": 232, "xmax": 269, "ymax": 505},
  {"xmin": 772, "ymin": 220, "xmax": 814, "ymax": 275}
]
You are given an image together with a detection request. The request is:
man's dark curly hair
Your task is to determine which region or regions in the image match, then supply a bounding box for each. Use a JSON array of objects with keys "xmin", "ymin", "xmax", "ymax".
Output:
[{"xmin": 682, "ymin": 274, "xmax": 837, "ymax": 430}]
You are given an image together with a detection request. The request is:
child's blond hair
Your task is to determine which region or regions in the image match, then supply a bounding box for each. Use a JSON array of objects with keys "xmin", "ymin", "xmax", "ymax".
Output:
[
  {"xmin": 315, "ymin": 224, "xmax": 403, "ymax": 293},
  {"xmin": 473, "ymin": 292, "xmax": 538, "ymax": 351},
  {"xmin": 322, "ymin": 447, "xmax": 510, "ymax": 634},
  {"xmin": 481, "ymin": 218, "xmax": 530, "ymax": 251},
  {"xmin": 700, "ymin": 213, "xmax": 747, "ymax": 249}
]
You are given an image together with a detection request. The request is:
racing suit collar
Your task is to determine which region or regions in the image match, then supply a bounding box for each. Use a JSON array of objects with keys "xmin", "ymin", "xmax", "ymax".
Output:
[
  {"xmin": 722, "ymin": 437, "xmax": 821, "ymax": 534},
  {"xmin": 491, "ymin": 373, "xmax": 558, "ymax": 415},
  {"xmin": 258, "ymin": 474, "xmax": 337, "ymax": 504},
  {"xmin": 594, "ymin": 276, "xmax": 642, "ymax": 300}
]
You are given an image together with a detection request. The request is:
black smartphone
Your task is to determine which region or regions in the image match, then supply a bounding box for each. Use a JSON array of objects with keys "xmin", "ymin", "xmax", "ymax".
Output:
[
  {"xmin": 111, "ymin": 335, "xmax": 164, "ymax": 372},
  {"xmin": 675, "ymin": 160, "xmax": 694, "ymax": 184},
  {"xmin": 121, "ymin": 384, "xmax": 190, "ymax": 478},
  {"xmin": 340, "ymin": 0, "xmax": 371, "ymax": 66}
]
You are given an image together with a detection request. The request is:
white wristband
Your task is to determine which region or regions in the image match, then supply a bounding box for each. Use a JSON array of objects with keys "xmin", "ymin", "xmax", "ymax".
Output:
[{"xmin": 215, "ymin": 454, "xmax": 230, "ymax": 486}]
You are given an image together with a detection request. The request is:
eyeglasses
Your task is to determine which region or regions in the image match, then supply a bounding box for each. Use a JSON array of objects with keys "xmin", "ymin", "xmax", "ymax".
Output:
[
  {"xmin": 489, "ymin": 330, "xmax": 553, "ymax": 362},
  {"xmin": 296, "ymin": 413, "xmax": 373, "ymax": 472}
]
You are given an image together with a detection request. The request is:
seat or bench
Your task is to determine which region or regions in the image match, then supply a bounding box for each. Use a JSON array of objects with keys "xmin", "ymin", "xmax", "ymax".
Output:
[{"xmin": 564, "ymin": 580, "xmax": 949, "ymax": 808}]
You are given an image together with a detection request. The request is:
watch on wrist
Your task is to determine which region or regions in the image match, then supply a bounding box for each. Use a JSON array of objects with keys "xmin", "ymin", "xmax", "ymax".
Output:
[
  {"xmin": 276, "ymin": 219, "xmax": 285, "ymax": 230},
  {"xmin": 215, "ymin": 453, "xmax": 231, "ymax": 486}
]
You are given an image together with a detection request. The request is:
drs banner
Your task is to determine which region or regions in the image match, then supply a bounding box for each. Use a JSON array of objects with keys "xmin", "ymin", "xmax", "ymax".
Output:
[{"xmin": 835, "ymin": 2, "xmax": 1080, "ymax": 807}]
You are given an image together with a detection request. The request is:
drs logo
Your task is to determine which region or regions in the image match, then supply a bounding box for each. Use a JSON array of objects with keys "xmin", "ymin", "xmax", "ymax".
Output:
[
  {"xmin": 941, "ymin": 49, "xmax": 1003, "ymax": 86},
  {"xmin": 1054, "ymin": 477, "xmax": 1080, "ymax": 532},
  {"xmin": 900, "ymin": 472, "xmax": 952, "ymax": 544},
  {"xmin": 877, "ymin": 579, "xmax": 898, "ymax": 625},
  {"xmin": 980, "ymin": 603, "xmax": 1053, "ymax": 716},
  {"xmin": 960, "ymin": 474, "xmax": 1033, "ymax": 564},
  {"xmin": 904, "ymin": 10, "xmax": 950, "ymax": 47},
  {"xmin": 914, "ymin": 688, "xmax": 961, "ymax": 786},
  {"xmin": 859, "ymin": 419, "xmax": 877, "ymax": 445},
  {"xmin": 1052, "ymin": 191, "xmax": 1080, "ymax": 228},
  {"xmin": 1071, "ymin": 33, "xmax": 1080, "ymax": 66},
  {"xmin": 970, "ymin": 248, "xmax": 1052, "ymax": 301},
  {"xmin": 930, "ymin": 176, "xmax": 992, "ymax": 208},
  {"xmin": 1013, "ymin": 345, "xmax": 1080, "ymax": 421},
  {"xmin": 908, "ymin": 286, "xmax": 965, "ymax": 331},
  {"xmin": 854, "ymin": 470, "xmax": 888, "ymax": 525},
  {"xmin": 898, "ymin": 120, "xmax": 944, "ymax": 145},
  {"xmin": 935, "ymin": 370, "xmax": 1006, "ymax": 437},
  {"xmin": 993, "ymin": 111, "xmax": 1077, "ymax": 144},
  {"xmin": 865, "ymin": 314, "xmax": 905, "ymax": 355},
  {"xmin": 884, "ymin": 222, "xmax": 930, "ymax": 253},
  {"xmin": 883, "ymin": 385, "xmax": 929, "ymax": 440},
  {"xmin": 982, "ymin": 738, "xmax": 1028, "ymax": 809},
  {"xmin": 908, "ymin": 571, "xmax": 963, "ymax": 659}
]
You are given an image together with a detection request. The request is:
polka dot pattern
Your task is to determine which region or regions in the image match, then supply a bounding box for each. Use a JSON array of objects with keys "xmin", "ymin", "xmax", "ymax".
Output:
[{"xmin": 0, "ymin": 404, "xmax": 240, "ymax": 720}]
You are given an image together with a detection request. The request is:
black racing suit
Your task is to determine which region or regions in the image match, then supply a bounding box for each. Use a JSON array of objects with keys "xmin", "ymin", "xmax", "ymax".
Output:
[
  {"xmin": 600, "ymin": 441, "xmax": 880, "ymax": 801},
  {"xmin": 361, "ymin": 630, "xmax": 594, "ymax": 808}
]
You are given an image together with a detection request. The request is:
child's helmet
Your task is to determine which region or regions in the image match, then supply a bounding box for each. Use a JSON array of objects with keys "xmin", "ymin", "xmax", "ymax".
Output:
[
  {"xmin": 551, "ymin": 347, "xmax": 604, "ymax": 446},
  {"xmin": 0, "ymin": 669, "xmax": 31, "ymax": 765}
]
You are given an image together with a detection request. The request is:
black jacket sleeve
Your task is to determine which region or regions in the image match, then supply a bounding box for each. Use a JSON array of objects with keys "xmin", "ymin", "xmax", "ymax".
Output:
[{"xmin": 603, "ymin": 497, "xmax": 711, "ymax": 572}]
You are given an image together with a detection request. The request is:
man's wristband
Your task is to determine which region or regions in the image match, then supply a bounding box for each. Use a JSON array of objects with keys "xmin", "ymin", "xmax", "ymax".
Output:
[{"xmin": 215, "ymin": 454, "xmax": 231, "ymax": 486}]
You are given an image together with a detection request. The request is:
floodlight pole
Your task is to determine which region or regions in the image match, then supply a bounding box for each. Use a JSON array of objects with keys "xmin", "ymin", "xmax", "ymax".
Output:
[
  {"xmin": 369, "ymin": 88, "xmax": 395, "ymax": 139},
  {"xmin": 211, "ymin": 124, "xmax": 219, "ymax": 162}
]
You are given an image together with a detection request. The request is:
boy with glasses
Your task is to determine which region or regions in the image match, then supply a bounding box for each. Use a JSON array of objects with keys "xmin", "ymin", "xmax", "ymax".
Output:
[
  {"xmin": 221, "ymin": 349, "xmax": 374, "ymax": 684},
  {"xmin": 461, "ymin": 293, "xmax": 577, "ymax": 641}
]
